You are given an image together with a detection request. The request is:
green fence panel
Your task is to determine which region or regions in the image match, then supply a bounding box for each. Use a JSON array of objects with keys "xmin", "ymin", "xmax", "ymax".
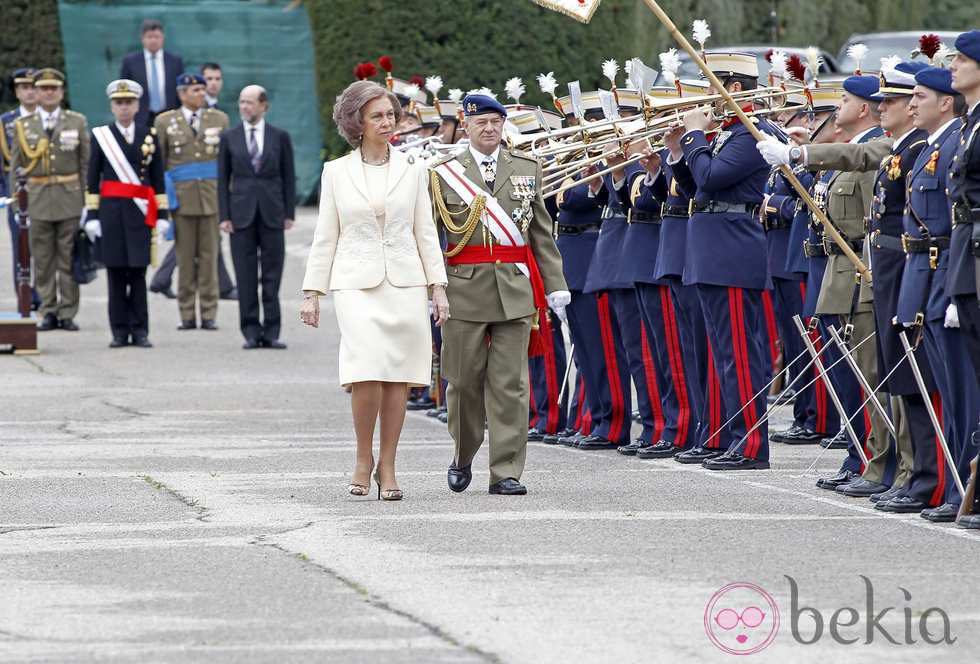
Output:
[{"xmin": 57, "ymin": 0, "xmax": 322, "ymax": 201}]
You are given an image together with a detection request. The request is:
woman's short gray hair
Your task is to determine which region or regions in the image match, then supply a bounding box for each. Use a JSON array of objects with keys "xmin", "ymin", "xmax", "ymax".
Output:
[{"xmin": 333, "ymin": 80, "xmax": 401, "ymax": 148}]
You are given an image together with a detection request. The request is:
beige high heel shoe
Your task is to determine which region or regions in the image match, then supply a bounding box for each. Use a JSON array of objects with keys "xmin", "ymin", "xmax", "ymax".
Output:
[
  {"xmin": 349, "ymin": 459, "xmax": 374, "ymax": 496},
  {"xmin": 373, "ymin": 471, "xmax": 403, "ymax": 501}
]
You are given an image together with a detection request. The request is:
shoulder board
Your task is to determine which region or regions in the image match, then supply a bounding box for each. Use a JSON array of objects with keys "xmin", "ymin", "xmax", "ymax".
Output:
[
  {"xmin": 205, "ymin": 108, "xmax": 229, "ymax": 120},
  {"xmin": 507, "ymin": 148, "xmax": 538, "ymax": 163},
  {"xmin": 64, "ymin": 109, "xmax": 86, "ymax": 120},
  {"xmin": 156, "ymin": 110, "xmax": 177, "ymax": 121},
  {"xmin": 909, "ymin": 139, "xmax": 928, "ymax": 150},
  {"xmin": 430, "ymin": 151, "xmax": 460, "ymax": 168}
]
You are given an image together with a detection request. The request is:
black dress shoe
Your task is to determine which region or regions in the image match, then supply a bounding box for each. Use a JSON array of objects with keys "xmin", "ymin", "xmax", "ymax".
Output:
[
  {"xmin": 150, "ymin": 285, "xmax": 177, "ymax": 299},
  {"xmin": 448, "ymin": 464, "xmax": 472, "ymax": 493},
  {"xmin": 58, "ymin": 318, "xmax": 79, "ymax": 331},
  {"xmin": 407, "ymin": 397, "xmax": 436, "ymax": 411},
  {"xmin": 767, "ymin": 387, "xmax": 797, "ymax": 406},
  {"xmin": 542, "ymin": 433, "xmax": 560, "ymax": 445},
  {"xmin": 778, "ymin": 426, "xmax": 825, "ymax": 445},
  {"xmin": 220, "ymin": 288, "xmax": 239, "ymax": 301},
  {"xmin": 674, "ymin": 446, "xmax": 725, "ymax": 464},
  {"xmin": 37, "ymin": 313, "xmax": 58, "ymax": 331},
  {"xmin": 820, "ymin": 432, "xmax": 848, "ymax": 449},
  {"xmin": 437, "ymin": 411, "xmax": 449, "ymax": 424},
  {"xmin": 637, "ymin": 439, "xmax": 680, "ymax": 459},
  {"xmin": 556, "ymin": 427, "xmax": 577, "ymax": 438},
  {"xmin": 243, "ymin": 338, "xmax": 260, "ymax": 349},
  {"xmin": 262, "ymin": 339, "xmax": 287, "ymax": 349},
  {"xmin": 577, "ymin": 433, "xmax": 617, "ymax": 450},
  {"xmin": 770, "ymin": 425, "xmax": 804, "ymax": 443},
  {"xmin": 616, "ymin": 437, "xmax": 651, "ymax": 455},
  {"xmin": 870, "ymin": 486, "xmax": 904, "ymax": 503},
  {"xmin": 527, "ymin": 428, "xmax": 546, "ymax": 442},
  {"xmin": 200, "ymin": 319, "xmax": 218, "ymax": 330},
  {"xmin": 558, "ymin": 432, "xmax": 584, "ymax": 447},
  {"xmin": 489, "ymin": 478, "xmax": 527, "ymax": 495},
  {"xmin": 703, "ymin": 452, "xmax": 770, "ymax": 471},
  {"xmin": 837, "ymin": 477, "xmax": 890, "ymax": 497},
  {"xmin": 109, "ymin": 336, "xmax": 129, "ymax": 348},
  {"xmin": 815, "ymin": 469, "xmax": 854, "ymax": 490},
  {"xmin": 177, "ymin": 320, "xmax": 197, "ymax": 330},
  {"xmin": 920, "ymin": 503, "xmax": 959, "ymax": 522},
  {"xmin": 876, "ymin": 495, "xmax": 929, "ymax": 513},
  {"xmin": 957, "ymin": 514, "xmax": 980, "ymax": 529},
  {"xmin": 131, "ymin": 335, "xmax": 153, "ymax": 348},
  {"xmin": 426, "ymin": 407, "xmax": 443, "ymax": 418}
]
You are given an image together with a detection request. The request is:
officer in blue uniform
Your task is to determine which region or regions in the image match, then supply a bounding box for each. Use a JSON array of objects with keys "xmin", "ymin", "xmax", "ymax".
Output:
[
  {"xmin": 896, "ymin": 66, "xmax": 977, "ymax": 522},
  {"xmin": 667, "ymin": 51, "xmax": 778, "ymax": 470},
  {"xmin": 554, "ymin": 93, "xmax": 632, "ymax": 449},
  {"xmin": 1, "ymin": 67, "xmax": 40, "ymax": 307},
  {"xmin": 947, "ymin": 30, "xmax": 980, "ymax": 530}
]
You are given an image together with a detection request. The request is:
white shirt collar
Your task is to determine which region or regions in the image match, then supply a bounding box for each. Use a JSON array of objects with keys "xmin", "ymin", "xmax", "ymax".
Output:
[
  {"xmin": 469, "ymin": 144, "xmax": 500, "ymax": 165},
  {"xmin": 245, "ymin": 118, "xmax": 265, "ymax": 133},
  {"xmin": 849, "ymin": 126, "xmax": 878, "ymax": 144},
  {"xmin": 115, "ymin": 121, "xmax": 135, "ymax": 142},
  {"xmin": 181, "ymin": 106, "xmax": 199, "ymax": 125},
  {"xmin": 143, "ymin": 48, "xmax": 162, "ymax": 60},
  {"xmin": 205, "ymin": 94, "xmax": 218, "ymax": 108},
  {"xmin": 18, "ymin": 105, "xmax": 35, "ymax": 118},
  {"xmin": 927, "ymin": 117, "xmax": 958, "ymax": 145},
  {"xmin": 970, "ymin": 101, "xmax": 980, "ymax": 116},
  {"xmin": 891, "ymin": 128, "xmax": 917, "ymax": 147}
]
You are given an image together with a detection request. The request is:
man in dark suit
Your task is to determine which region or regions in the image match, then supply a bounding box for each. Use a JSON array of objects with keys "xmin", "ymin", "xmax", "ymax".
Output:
[
  {"xmin": 118, "ymin": 19, "xmax": 183, "ymax": 126},
  {"xmin": 218, "ymin": 85, "xmax": 295, "ymax": 349}
]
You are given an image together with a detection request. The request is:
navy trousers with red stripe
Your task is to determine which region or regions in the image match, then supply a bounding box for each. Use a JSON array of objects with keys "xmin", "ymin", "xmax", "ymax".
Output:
[
  {"xmin": 636, "ymin": 282, "xmax": 696, "ymax": 448},
  {"xmin": 696, "ymin": 285, "xmax": 770, "ymax": 460},
  {"xmin": 565, "ymin": 290, "xmax": 632, "ymax": 443},
  {"xmin": 568, "ymin": 366, "xmax": 592, "ymax": 435},
  {"xmin": 760, "ymin": 289, "xmax": 780, "ymax": 382},
  {"xmin": 529, "ymin": 314, "xmax": 568, "ymax": 434},
  {"xmin": 900, "ymin": 393, "xmax": 946, "ymax": 506},
  {"xmin": 609, "ymin": 288, "xmax": 664, "ymax": 444}
]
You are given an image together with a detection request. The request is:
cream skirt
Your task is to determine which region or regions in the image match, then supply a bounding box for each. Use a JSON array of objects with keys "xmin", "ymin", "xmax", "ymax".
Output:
[{"xmin": 333, "ymin": 278, "xmax": 431, "ymax": 388}]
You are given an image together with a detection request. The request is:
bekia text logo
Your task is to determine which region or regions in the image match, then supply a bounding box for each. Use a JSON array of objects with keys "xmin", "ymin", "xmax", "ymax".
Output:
[{"xmin": 705, "ymin": 576, "xmax": 956, "ymax": 655}]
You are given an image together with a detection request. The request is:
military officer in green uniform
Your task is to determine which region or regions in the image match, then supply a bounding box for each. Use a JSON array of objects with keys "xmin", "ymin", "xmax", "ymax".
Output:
[
  {"xmin": 429, "ymin": 94, "xmax": 568, "ymax": 495},
  {"xmin": 8, "ymin": 68, "xmax": 89, "ymax": 331},
  {"xmin": 153, "ymin": 73, "xmax": 228, "ymax": 330}
]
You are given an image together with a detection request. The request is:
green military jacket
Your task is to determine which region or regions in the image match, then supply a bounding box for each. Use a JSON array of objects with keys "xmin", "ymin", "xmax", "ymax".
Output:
[
  {"xmin": 430, "ymin": 147, "xmax": 566, "ymax": 322},
  {"xmin": 153, "ymin": 106, "xmax": 228, "ymax": 216},
  {"xmin": 806, "ymin": 136, "xmax": 892, "ymax": 315},
  {"xmin": 8, "ymin": 109, "xmax": 89, "ymax": 221}
]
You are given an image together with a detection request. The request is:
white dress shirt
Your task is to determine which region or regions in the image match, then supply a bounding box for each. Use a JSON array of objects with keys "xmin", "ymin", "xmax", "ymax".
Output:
[
  {"xmin": 115, "ymin": 121, "xmax": 135, "ymax": 144},
  {"xmin": 245, "ymin": 118, "xmax": 265, "ymax": 156},
  {"xmin": 38, "ymin": 107, "xmax": 60, "ymax": 131},
  {"xmin": 469, "ymin": 145, "xmax": 500, "ymax": 185},
  {"xmin": 181, "ymin": 106, "xmax": 200, "ymax": 131},
  {"xmin": 205, "ymin": 94, "xmax": 219, "ymax": 109},
  {"xmin": 143, "ymin": 48, "xmax": 166, "ymax": 105},
  {"xmin": 927, "ymin": 118, "xmax": 959, "ymax": 146},
  {"xmin": 18, "ymin": 105, "xmax": 35, "ymax": 118}
]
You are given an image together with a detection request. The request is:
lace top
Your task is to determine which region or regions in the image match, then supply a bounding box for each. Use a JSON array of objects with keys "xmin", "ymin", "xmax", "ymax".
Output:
[{"xmin": 362, "ymin": 161, "xmax": 389, "ymax": 226}]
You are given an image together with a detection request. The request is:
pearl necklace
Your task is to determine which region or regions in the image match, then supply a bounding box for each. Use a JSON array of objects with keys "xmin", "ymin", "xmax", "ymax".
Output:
[{"xmin": 361, "ymin": 145, "xmax": 390, "ymax": 166}]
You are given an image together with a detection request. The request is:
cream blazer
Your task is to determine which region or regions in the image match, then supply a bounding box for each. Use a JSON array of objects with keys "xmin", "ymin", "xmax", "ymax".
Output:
[{"xmin": 302, "ymin": 148, "xmax": 447, "ymax": 293}]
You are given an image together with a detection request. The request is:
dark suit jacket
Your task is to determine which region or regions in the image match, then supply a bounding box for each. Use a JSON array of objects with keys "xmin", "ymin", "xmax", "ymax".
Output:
[
  {"xmin": 119, "ymin": 50, "xmax": 184, "ymax": 124},
  {"xmin": 218, "ymin": 122, "xmax": 296, "ymax": 229}
]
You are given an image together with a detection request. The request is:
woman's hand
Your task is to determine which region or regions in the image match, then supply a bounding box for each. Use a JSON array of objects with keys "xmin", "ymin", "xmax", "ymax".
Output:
[
  {"xmin": 300, "ymin": 293, "xmax": 320, "ymax": 328},
  {"xmin": 431, "ymin": 285, "xmax": 450, "ymax": 327}
]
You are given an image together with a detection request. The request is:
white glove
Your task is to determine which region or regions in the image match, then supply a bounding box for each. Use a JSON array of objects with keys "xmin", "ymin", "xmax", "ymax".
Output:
[
  {"xmin": 945, "ymin": 303, "xmax": 960, "ymax": 329},
  {"xmin": 756, "ymin": 137, "xmax": 792, "ymax": 166},
  {"xmin": 547, "ymin": 290, "xmax": 571, "ymax": 322},
  {"xmin": 156, "ymin": 218, "xmax": 171, "ymax": 241},
  {"xmin": 83, "ymin": 219, "xmax": 102, "ymax": 243}
]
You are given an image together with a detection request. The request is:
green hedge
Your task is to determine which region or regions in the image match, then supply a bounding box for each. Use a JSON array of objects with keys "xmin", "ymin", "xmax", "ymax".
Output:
[{"xmin": 0, "ymin": 0, "xmax": 65, "ymax": 109}]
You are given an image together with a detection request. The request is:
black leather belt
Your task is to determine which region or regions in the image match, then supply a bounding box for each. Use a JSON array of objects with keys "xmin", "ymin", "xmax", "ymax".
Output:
[
  {"xmin": 952, "ymin": 202, "xmax": 980, "ymax": 227},
  {"xmin": 691, "ymin": 201, "xmax": 758, "ymax": 216},
  {"xmin": 628, "ymin": 210, "xmax": 662, "ymax": 224},
  {"xmin": 661, "ymin": 203, "xmax": 690, "ymax": 218},
  {"xmin": 764, "ymin": 217, "xmax": 792, "ymax": 231},
  {"xmin": 557, "ymin": 223, "xmax": 601, "ymax": 235},
  {"xmin": 869, "ymin": 230, "xmax": 903, "ymax": 253},
  {"xmin": 803, "ymin": 240, "xmax": 827, "ymax": 258},
  {"xmin": 600, "ymin": 207, "xmax": 626, "ymax": 220},
  {"xmin": 823, "ymin": 236, "xmax": 864, "ymax": 256},
  {"xmin": 901, "ymin": 234, "xmax": 950, "ymax": 253}
]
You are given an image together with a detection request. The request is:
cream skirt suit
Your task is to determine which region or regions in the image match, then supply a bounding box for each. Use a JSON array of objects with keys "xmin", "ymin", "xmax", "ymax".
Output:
[{"xmin": 303, "ymin": 147, "xmax": 447, "ymax": 387}]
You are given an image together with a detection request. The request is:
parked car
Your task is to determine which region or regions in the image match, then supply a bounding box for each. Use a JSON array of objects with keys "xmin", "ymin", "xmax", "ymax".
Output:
[
  {"xmin": 836, "ymin": 31, "xmax": 960, "ymax": 73},
  {"xmin": 654, "ymin": 45, "xmax": 839, "ymax": 85}
]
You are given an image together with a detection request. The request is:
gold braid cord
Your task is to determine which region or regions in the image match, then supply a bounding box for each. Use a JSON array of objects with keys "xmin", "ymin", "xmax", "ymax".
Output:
[
  {"xmin": 0, "ymin": 125, "xmax": 10, "ymax": 165},
  {"xmin": 430, "ymin": 169, "xmax": 486, "ymax": 258},
  {"xmin": 15, "ymin": 120, "xmax": 49, "ymax": 174}
]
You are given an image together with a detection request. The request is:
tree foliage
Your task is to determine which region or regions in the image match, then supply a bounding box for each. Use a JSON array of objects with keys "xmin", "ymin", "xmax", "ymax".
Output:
[{"xmin": 0, "ymin": 0, "xmax": 65, "ymax": 108}]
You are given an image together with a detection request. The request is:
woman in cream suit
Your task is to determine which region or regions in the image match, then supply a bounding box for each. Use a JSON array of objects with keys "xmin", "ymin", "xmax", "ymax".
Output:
[{"xmin": 300, "ymin": 81, "xmax": 449, "ymax": 501}]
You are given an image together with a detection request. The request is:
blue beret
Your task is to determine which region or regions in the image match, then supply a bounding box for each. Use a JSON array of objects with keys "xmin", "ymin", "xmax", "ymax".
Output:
[
  {"xmin": 955, "ymin": 30, "xmax": 980, "ymax": 63},
  {"xmin": 176, "ymin": 73, "xmax": 205, "ymax": 87},
  {"xmin": 461, "ymin": 94, "xmax": 507, "ymax": 118},
  {"xmin": 896, "ymin": 61, "xmax": 929, "ymax": 75},
  {"xmin": 842, "ymin": 75, "xmax": 879, "ymax": 102},
  {"xmin": 11, "ymin": 67, "xmax": 36, "ymax": 84},
  {"xmin": 915, "ymin": 66, "xmax": 956, "ymax": 96}
]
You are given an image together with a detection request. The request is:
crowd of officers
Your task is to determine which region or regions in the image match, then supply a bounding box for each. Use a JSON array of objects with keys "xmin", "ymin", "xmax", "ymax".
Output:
[
  {"xmin": 393, "ymin": 30, "xmax": 980, "ymax": 529},
  {"xmin": 1, "ymin": 19, "xmax": 291, "ymax": 349}
]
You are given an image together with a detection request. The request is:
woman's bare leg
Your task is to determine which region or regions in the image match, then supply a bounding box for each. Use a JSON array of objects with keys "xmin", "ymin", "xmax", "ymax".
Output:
[
  {"xmin": 377, "ymin": 382, "xmax": 409, "ymax": 490},
  {"xmin": 349, "ymin": 381, "xmax": 382, "ymax": 487}
]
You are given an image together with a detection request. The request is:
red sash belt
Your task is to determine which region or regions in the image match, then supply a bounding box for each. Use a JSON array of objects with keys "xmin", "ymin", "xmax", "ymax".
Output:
[
  {"xmin": 99, "ymin": 180, "xmax": 158, "ymax": 228},
  {"xmin": 446, "ymin": 244, "xmax": 552, "ymax": 357}
]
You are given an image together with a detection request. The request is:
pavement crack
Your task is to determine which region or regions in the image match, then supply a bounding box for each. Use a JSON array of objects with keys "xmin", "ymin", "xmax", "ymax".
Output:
[
  {"xmin": 250, "ymin": 521, "xmax": 316, "ymax": 544},
  {"xmin": 17, "ymin": 356, "xmax": 55, "ymax": 375},
  {"xmin": 255, "ymin": 540, "xmax": 502, "ymax": 663},
  {"xmin": 140, "ymin": 474, "xmax": 211, "ymax": 522},
  {"xmin": 101, "ymin": 399, "xmax": 149, "ymax": 418},
  {"xmin": 56, "ymin": 420, "xmax": 93, "ymax": 441},
  {"xmin": 0, "ymin": 526, "xmax": 58, "ymax": 535}
]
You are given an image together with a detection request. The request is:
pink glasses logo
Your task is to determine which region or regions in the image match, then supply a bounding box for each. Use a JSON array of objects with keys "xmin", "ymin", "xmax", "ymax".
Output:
[{"xmin": 704, "ymin": 582, "xmax": 780, "ymax": 655}]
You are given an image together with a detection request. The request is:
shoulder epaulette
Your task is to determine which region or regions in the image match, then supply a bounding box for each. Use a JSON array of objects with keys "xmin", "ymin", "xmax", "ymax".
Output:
[
  {"xmin": 507, "ymin": 148, "xmax": 538, "ymax": 162},
  {"xmin": 909, "ymin": 139, "xmax": 928, "ymax": 150},
  {"xmin": 430, "ymin": 151, "xmax": 459, "ymax": 168},
  {"xmin": 64, "ymin": 109, "xmax": 86, "ymax": 120},
  {"xmin": 156, "ymin": 109, "xmax": 177, "ymax": 121}
]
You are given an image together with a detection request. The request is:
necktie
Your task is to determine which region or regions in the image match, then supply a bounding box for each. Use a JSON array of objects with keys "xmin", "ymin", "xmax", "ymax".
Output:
[
  {"xmin": 44, "ymin": 116, "xmax": 54, "ymax": 138},
  {"xmin": 248, "ymin": 126, "xmax": 261, "ymax": 172},
  {"xmin": 190, "ymin": 112, "xmax": 199, "ymax": 135},
  {"xmin": 481, "ymin": 157, "xmax": 495, "ymax": 188},
  {"xmin": 147, "ymin": 53, "xmax": 163, "ymax": 112}
]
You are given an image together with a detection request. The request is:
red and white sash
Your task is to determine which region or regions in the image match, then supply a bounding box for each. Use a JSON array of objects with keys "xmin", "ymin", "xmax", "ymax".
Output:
[
  {"xmin": 433, "ymin": 159, "xmax": 529, "ymax": 277},
  {"xmin": 93, "ymin": 125, "xmax": 147, "ymax": 217}
]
